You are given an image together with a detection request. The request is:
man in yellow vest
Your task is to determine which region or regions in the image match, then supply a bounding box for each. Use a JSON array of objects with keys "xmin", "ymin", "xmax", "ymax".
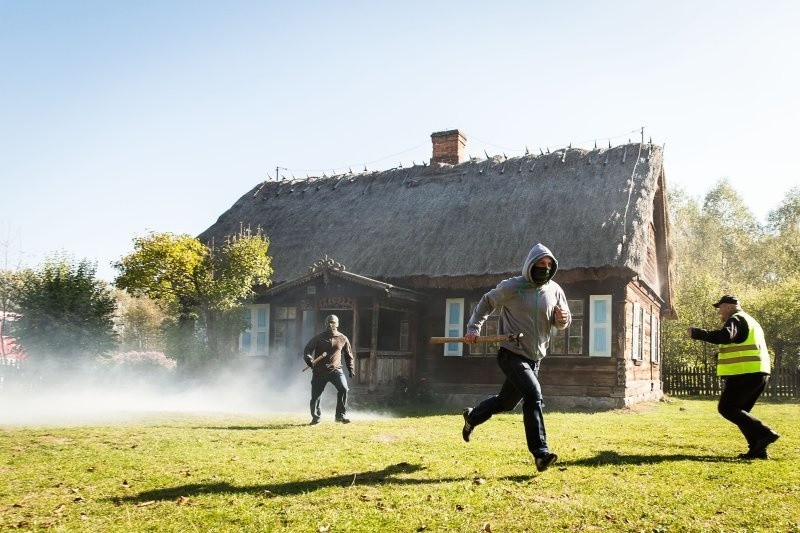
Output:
[{"xmin": 687, "ymin": 294, "xmax": 779, "ymax": 459}]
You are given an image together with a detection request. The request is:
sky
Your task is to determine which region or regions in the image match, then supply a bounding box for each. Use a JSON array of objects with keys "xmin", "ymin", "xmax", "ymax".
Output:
[{"xmin": 2, "ymin": 0, "xmax": 798, "ymax": 282}]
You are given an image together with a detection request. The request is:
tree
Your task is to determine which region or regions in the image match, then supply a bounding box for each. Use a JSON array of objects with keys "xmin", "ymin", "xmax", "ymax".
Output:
[
  {"xmin": 113, "ymin": 290, "xmax": 167, "ymax": 352},
  {"xmin": 699, "ymin": 178, "xmax": 762, "ymax": 287},
  {"xmin": 0, "ymin": 268, "xmax": 22, "ymax": 361},
  {"xmin": 9, "ymin": 255, "xmax": 117, "ymax": 367},
  {"xmin": 664, "ymin": 183, "xmax": 800, "ymax": 374},
  {"xmin": 747, "ymin": 279, "xmax": 800, "ymax": 373},
  {"xmin": 762, "ymin": 186, "xmax": 800, "ymax": 280},
  {"xmin": 114, "ymin": 228, "xmax": 273, "ymax": 365}
]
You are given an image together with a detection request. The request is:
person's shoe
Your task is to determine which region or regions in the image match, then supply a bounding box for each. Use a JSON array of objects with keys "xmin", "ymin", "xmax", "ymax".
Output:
[
  {"xmin": 751, "ymin": 430, "xmax": 779, "ymax": 455},
  {"xmin": 335, "ymin": 417, "xmax": 351, "ymax": 424},
  {"xmin": 738, "ymin": 449, "xmax": 769, "ymax": 460},
  {"xmin": 535, "ymin": 452, "xmax": 558, "ymax": 472},
  {"xmin": 462, "ymin": 408, "xmax": 474, "ymax": 442},
  {"xmin": 309, "ymin": 418, "xmax": 320, "ymax": 426}
]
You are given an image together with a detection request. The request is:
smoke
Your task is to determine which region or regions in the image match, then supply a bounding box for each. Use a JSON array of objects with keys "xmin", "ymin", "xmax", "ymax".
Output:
[
  {"xmin": 0, "ymin": 354, "xmax": 311, "ymax": 426},
  {"xmin": 0, "ymin": 350, "xmax": 395, "ymax": 426}
]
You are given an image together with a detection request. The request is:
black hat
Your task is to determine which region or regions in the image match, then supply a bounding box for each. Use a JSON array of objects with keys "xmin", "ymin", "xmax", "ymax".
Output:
[{"xmin": 712, "ymin": 295, "xmax": 739, "ymax": 308}]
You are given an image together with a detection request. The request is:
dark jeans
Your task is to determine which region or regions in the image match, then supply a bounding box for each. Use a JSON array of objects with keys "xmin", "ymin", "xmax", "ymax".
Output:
[
  {"xmin": 718, "ymin": 373, "xmax": 773, "ymax": 448},
  {"xmin": 468, "ymin": 348, "xmax": 549, "ymax": 458},
  {"xmin": 310, "ymin": 369, "xmax": 349, "ymax": 421}
]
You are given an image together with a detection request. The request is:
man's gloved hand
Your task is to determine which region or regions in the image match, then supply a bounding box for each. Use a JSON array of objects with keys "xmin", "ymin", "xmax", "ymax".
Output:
[{"xmin": 303, "ymin": 355, "xmax": 313, "ymax": 367}]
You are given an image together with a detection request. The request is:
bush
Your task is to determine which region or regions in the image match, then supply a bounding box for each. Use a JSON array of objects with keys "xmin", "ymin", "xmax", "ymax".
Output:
[{"xmin": 102, "ymin": 351, "xmax": 177, "ymax": 388}]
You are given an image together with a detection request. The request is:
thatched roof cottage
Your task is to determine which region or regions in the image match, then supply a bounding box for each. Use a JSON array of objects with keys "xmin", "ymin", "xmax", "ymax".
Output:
[{"xmin": 200, "ymin": 129, "xmax": 675, "ymax": 409}]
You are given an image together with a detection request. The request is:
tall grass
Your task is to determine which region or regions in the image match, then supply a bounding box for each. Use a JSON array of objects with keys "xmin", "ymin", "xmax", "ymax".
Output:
[{"xmin": 1, "ymin": 398, "xmax": 798, "ymax": 531}]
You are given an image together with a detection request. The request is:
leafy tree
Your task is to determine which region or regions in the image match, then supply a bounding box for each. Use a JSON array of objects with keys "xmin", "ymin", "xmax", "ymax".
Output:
[
  {"xmin": 699, "ymin": 178, "xmax": 762, "ymax": 287},
  {"xmin": 113, "ymin": 290, "xmax": 167, "ymax": 352},
  {"xmin": 114, "ymin": 228, "xmax": 273, "ymax": 365},
  {"xmin": 746, "ymin": 280, "xmax": 800, "ymax": 373},
  {"xmin": 9, "ymin": 256, "xmax": 117, "ymax": 367},
  {"xmin": 762, "ymin": 186, "xmax": 800, "ymax": 280},
  {"xmin": 664, "ymin": 184, "xmax": 800, "ymax": 375}
]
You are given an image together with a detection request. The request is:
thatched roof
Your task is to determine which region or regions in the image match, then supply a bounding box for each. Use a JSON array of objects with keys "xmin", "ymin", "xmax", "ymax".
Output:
[{"xmin": 200, "ymin": 140, "xmax": 674, "ymax": 309}]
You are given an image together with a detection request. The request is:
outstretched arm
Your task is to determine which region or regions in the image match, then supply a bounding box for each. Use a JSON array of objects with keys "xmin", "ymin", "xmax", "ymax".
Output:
[{"xmin": 687, "ymin": 316, "xmax": 748, "ymax": 344}]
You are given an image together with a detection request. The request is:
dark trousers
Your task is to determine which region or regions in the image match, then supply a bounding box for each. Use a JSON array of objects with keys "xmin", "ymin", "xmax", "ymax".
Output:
[
  {"xmin": 718, "ymin": 373, "xmax": 772, "ymax": 448},
  {"xmin": 468, "ymin": 348, "xmax": 549, "ymax": 458},
  {"xmin": 310, "ymin": 369, "xmax": 349, "ymax": 421}
]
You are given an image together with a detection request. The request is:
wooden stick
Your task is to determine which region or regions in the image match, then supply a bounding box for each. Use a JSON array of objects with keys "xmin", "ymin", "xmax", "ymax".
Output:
[
  {"xmin": 429, "ymin": 333, "xmax": 523, "ymax": 345},
  {"xmin": 301, "ymin": 352, "xmax": 327, "ymax": 372}
]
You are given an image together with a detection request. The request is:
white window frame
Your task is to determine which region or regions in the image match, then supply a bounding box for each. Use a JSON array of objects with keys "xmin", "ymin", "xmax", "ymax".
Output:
[
  {"xmin": 589, "ymin": 295, "xmax": 612, "ymax": 357},
  {"xmin": 650, "ymin": 311, "xmax": 659, "ymax": 363},
  {"xmin": 240, "ymin": 304, "xmax": 270, "ymax": 356},
  {"xmin": 631, "ymin": 301, "xmax": 642, "ymax": 361},
  {"xmin": 444, "ymin": 298, "xmax": 465, "ymax": 357}
]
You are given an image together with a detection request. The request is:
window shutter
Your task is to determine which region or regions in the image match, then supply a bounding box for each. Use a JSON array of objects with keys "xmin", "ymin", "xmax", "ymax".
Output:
[
  {"xmin": 240, "ymin": 304, "xmax": 270, "ymax": 356},
  {"xmin": 444, "ymin": 298, "xmax": 465, "ymax": 357},
  {"xmin": 589, "ymin": 295, "xmax": 612, "ymax": 357}
]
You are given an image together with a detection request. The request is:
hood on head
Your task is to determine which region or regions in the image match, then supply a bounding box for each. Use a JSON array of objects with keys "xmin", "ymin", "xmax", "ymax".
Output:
[{"xmin": 522, "ymin": 243, "xmax": 558, "ymax": 283}]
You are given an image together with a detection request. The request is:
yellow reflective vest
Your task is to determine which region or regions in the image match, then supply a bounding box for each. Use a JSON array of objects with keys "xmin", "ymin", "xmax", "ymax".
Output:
[{"xmin": 717, "ymin": 311, "xmax": 770, "ymax": 376}]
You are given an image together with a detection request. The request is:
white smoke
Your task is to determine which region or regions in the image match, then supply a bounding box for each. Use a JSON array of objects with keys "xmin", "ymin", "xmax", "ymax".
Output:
[{"xmin": 0, "ymin": 353, "xmax": 390, "ymax": 426}]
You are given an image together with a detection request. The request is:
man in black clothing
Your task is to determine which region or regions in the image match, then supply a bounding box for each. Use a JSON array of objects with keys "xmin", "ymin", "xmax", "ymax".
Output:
[
  {"xmin": 687, "ymin": 294, "xmax": 779, "ymax": 459},
  {"xmin": 303, "ymin": 314, "xmax": 355, "ymax": 425}
]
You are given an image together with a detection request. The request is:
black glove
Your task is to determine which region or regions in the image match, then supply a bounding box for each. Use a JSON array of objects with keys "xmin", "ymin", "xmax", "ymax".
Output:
[{"xmin": 303, "ymin": 355, "xmax": 313, "ymax": 367}]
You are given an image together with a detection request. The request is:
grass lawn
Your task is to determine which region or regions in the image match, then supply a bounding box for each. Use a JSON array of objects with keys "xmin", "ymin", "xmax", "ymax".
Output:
[{"xmin": 1, "ymin": 397, "xmax": 798, "ymax": 532}]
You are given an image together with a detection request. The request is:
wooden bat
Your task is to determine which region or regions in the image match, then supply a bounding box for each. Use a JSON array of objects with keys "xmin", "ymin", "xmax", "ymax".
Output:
[
  {"xmin": 301, "ymin": 352, "xmax": 327, "ymax": 372},
  {"xmin": 429, "ymin": 333, "xmax": 524, "ymax": 345}
]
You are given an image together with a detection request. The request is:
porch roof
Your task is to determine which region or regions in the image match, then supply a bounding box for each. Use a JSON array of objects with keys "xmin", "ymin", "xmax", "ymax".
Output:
[{"xmin": 260, "ymin": 256, "xmax": 426, "ymax": 302}]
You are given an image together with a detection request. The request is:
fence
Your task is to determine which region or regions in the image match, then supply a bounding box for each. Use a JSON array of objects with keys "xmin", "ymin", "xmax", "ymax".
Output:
[{"xmin": 663, "ymin": 363, "xmax": 799, "ymax": 398}]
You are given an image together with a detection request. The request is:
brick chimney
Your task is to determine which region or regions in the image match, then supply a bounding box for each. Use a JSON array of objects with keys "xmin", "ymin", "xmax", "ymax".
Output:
[{"xmin": 430, "ymin": 129, "xmax": 467, "ymax": 165}]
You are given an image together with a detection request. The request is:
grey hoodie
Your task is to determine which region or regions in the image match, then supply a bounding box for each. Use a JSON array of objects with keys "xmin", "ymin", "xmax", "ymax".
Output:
[{"xmin": 467, "ymin": 243, "xmax": 571, "ymax": 361}]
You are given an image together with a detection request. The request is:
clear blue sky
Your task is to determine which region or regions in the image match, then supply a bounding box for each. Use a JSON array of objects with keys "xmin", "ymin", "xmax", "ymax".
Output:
[{"xmin": 2, "ymin": 1, "xmax": 798, "ymax": 281}]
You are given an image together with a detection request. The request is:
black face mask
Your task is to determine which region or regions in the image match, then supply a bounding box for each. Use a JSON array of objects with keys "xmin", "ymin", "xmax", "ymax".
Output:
[{"xmin": 530, "ymin": 266, "xmax": 550, "ymax": 284}]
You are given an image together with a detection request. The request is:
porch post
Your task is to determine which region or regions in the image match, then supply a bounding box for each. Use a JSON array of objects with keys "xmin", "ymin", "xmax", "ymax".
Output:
[
  {"xmin": 369, "ymin": 296, "xmax": 379, "ymax": 392},
  {"xmin": 352, "ymin": 298, "xmax": 359, "ymax": 385}
]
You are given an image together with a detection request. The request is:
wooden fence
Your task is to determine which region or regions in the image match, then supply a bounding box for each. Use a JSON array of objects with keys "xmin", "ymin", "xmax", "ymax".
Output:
[{"xmin": 663, "ymin": 363, "xmax": 800, "ymax": 398}]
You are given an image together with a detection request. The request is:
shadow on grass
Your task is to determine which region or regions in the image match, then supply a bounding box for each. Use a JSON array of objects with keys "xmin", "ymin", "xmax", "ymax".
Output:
[
  {"xmin": 194, "ymin": 424, "xmax": 302, "ymax": 431},
  {"xmin": 561, "ymin": 450, "xmax": 740, "ymax": 467},
  {"xmin": 112, "ymin": 462, "xmax": 461, "ymax": 503}
]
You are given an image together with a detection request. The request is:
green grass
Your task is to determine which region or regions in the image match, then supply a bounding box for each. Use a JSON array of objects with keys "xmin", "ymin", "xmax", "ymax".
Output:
[{"xmin": 1, "ymin": 398, "xmax": 798, "ymax": 532}]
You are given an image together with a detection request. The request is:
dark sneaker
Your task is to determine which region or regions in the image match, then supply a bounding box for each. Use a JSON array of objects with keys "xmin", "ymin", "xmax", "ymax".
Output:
[
  {"xmin": 738, "ymin": 449, "xmax": 769, "ymax": 460},
  {"xmin": 309, "ymin": 419, "xmax": 320, "ymax": 425},
  {"xmin": 462, "ymin": 408, "xmax": 474, "ymax": 442},
  {"xmin": 336, "ymin": 417, "xmax": 351, "ymax": 424},
  {"xmin": 751, "ymin": 431, "xmax": 779, "ymax": 455},
  {"xmin": 535, "ymin": 453, "xmax": 558, "ymax": 472}
]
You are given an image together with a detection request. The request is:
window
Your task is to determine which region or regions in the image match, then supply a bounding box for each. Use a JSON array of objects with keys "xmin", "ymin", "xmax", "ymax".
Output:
[
  {"xmin": 240, "ymin": 304, "xmax": 270, "ymax": 356},
  {"xmin": 444, "ymin": 298, "xmax": 464, "ymax": 357},
  {"xmin": 302, "ymin": 310, "xmax": 316, "ymax": 350},
  {"xmin": 650, "ymin": 311, "xmax": 660, "ymax": 363},
  {"xmin": 589, "ymin": 295, "xmax": 612, "ymax": 357},
  {"xmin": 274, "ymin": 306, "xmax": 297, "ymax": 354},
  {"xmin": 466, "ymin": 302, "xmax": 500, "ymax": 356},
  {"xmin": 549, "ymin": 299, "xmax": 584, "ymax": 355},
  {"xmin": 399, "ymin": 320, "xmax": 409, "ymax": 351},
  {"xmin": 631, "ymin": 302, "xmax": 642, "ymax": 361}
]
